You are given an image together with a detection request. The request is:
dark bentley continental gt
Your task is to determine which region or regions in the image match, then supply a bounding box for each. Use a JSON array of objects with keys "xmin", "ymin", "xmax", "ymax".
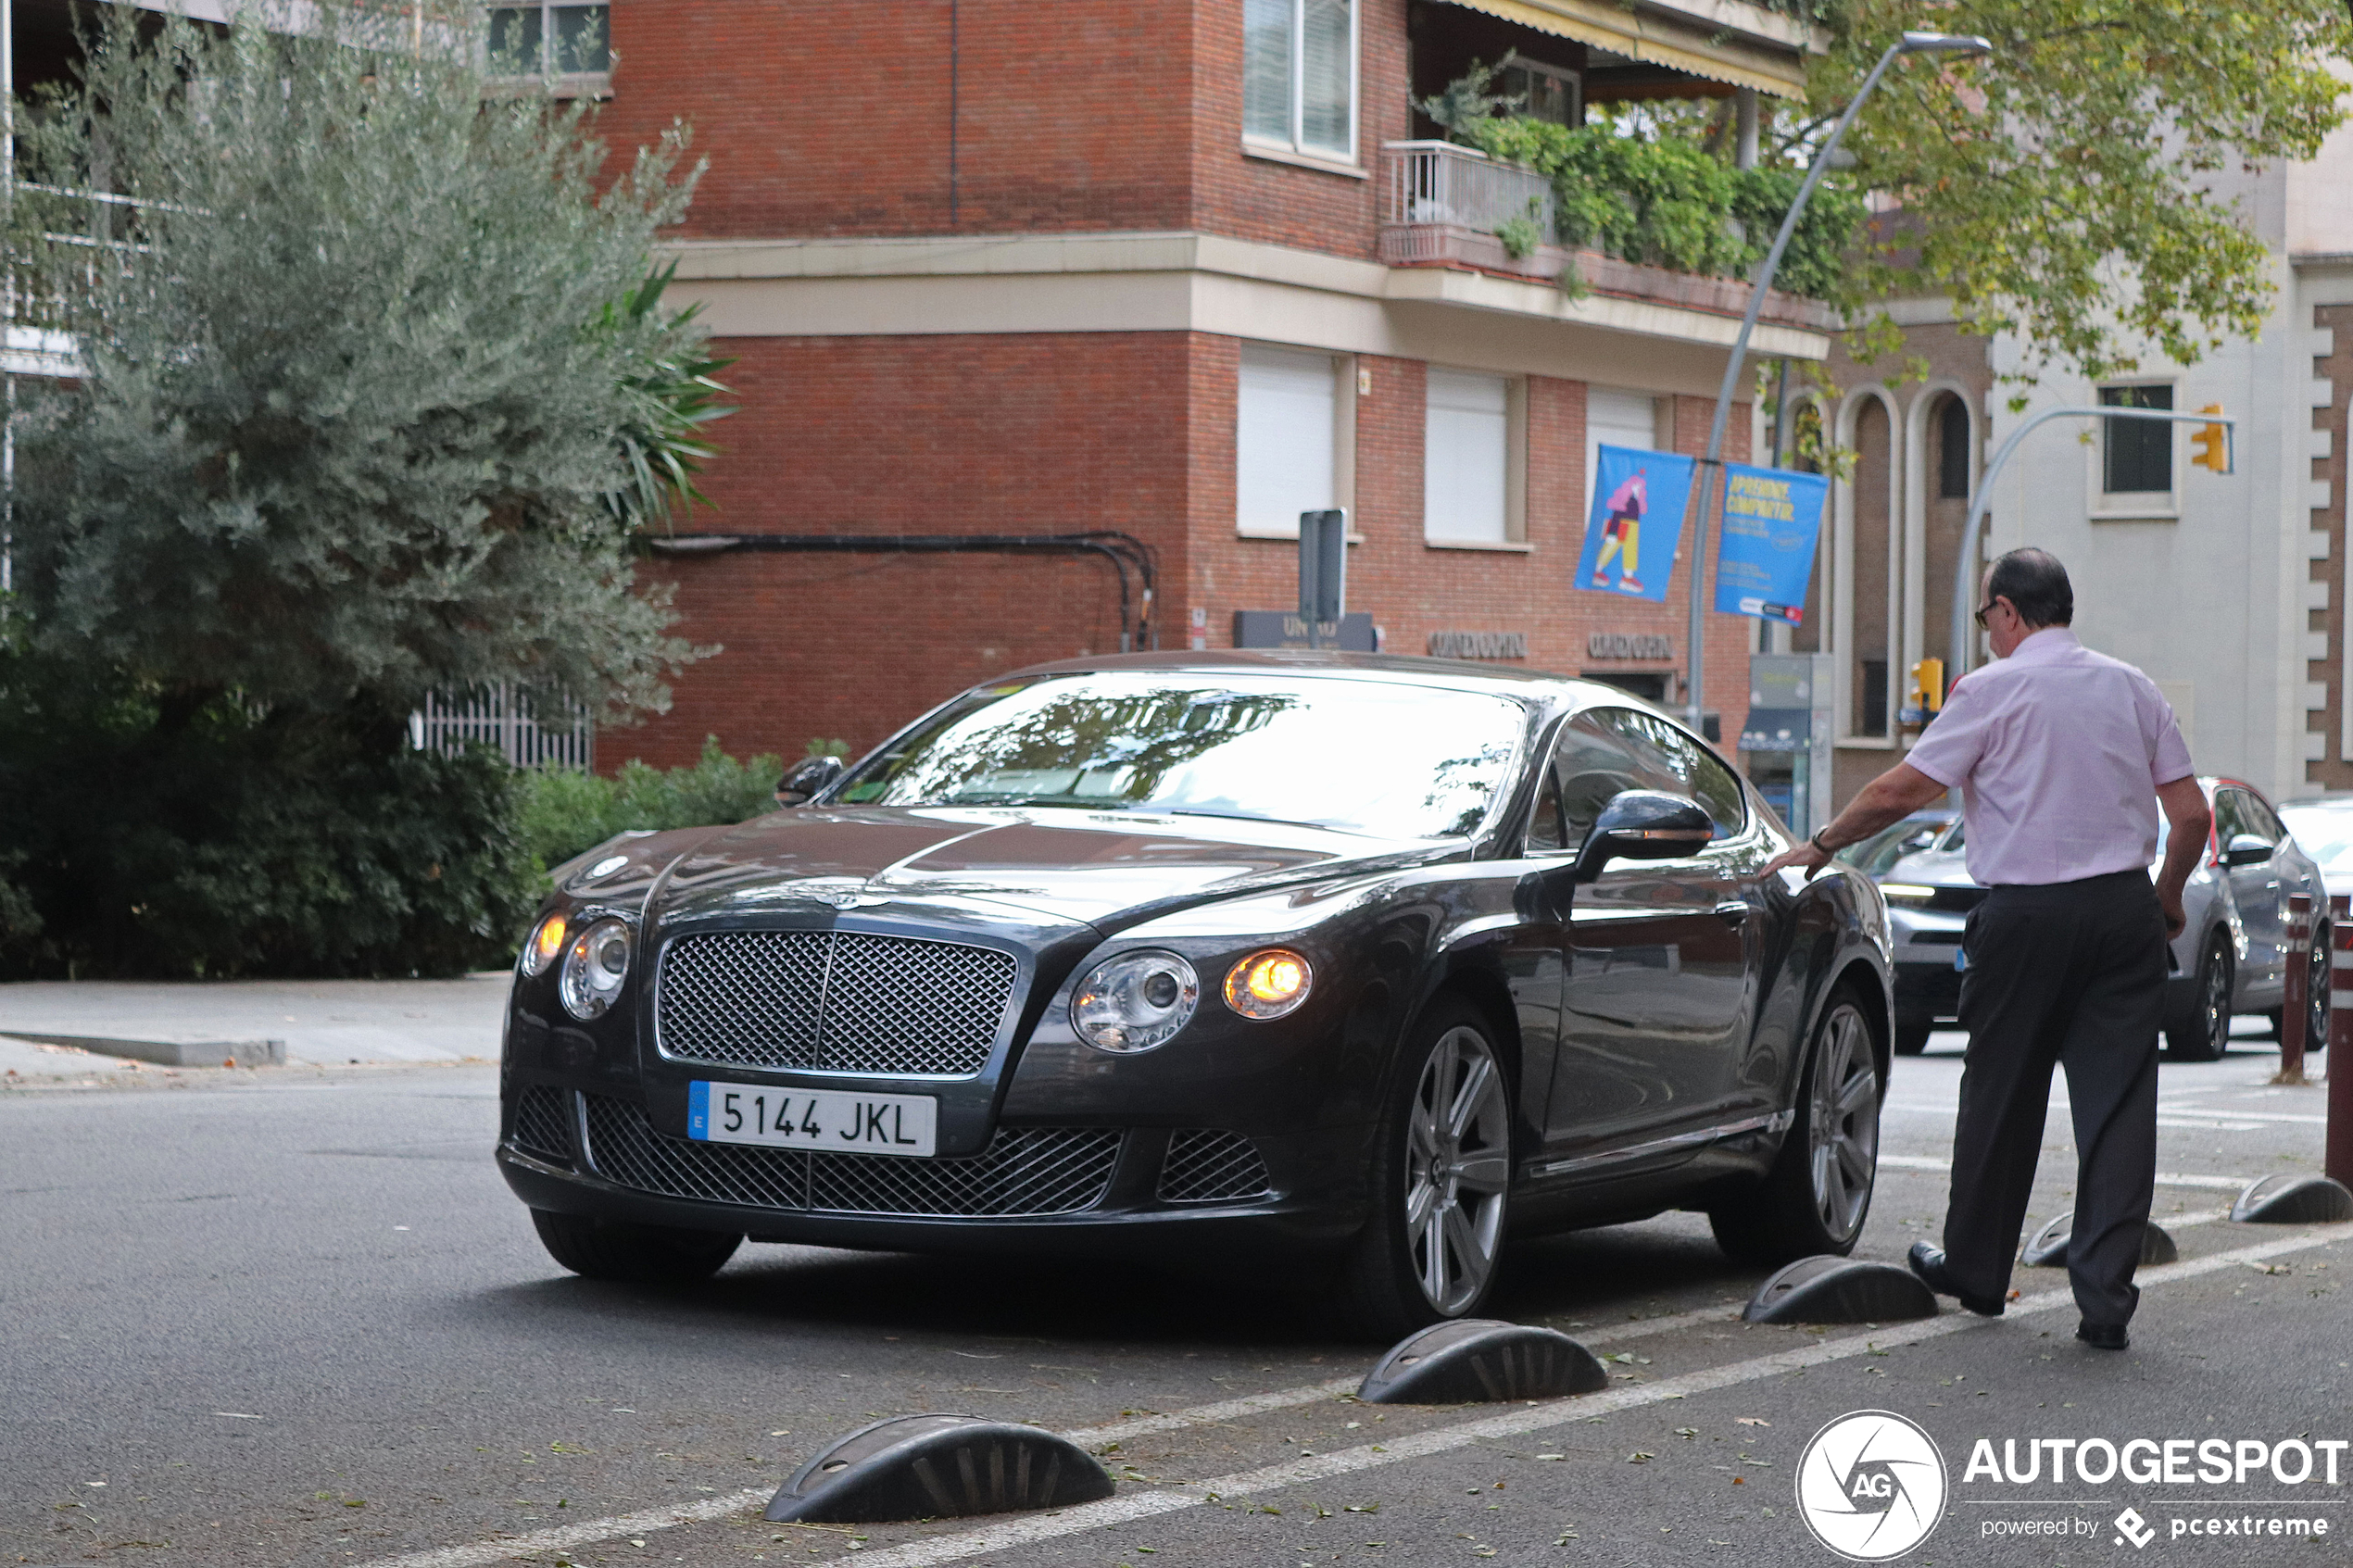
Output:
[{"xmin": 497, "ymin": 653, "xmax": 1894, "ymax": 1336}]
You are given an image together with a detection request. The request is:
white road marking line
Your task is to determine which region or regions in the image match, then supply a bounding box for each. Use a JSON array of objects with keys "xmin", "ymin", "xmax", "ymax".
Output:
[
  {"xmin": 2156, "ymin": 1107, "xmax": 2330, "ymax": 1125},
  {"xmin": 351, "ymin": 1488, "xmax": 774, "ymax": 1568},
  {"xmin": 1072, "ymin": 1303, "xmax": 1745, "ymax": 1448},
  {"xmin": 356, "ymin": 1223, "xmax": 2353, "ymax": 1568},
  {"xmin": 1879, "ymin": 1153, "xmax": 2252, "ymax": 1192}
]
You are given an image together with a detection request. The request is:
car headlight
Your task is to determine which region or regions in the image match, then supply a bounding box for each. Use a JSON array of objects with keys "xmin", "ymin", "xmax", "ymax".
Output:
[
  {"xmin": 1224, "ymin": 948, "xmax": 1313, "ymax": 1020},
  {"xmin": 521, "ymin": 912, "xmax": 568, "ymax": 978},
  {"xmin": 559, "ymin": 918, "xmax": 632, "ymax": 1020},
  {"xmin": 1879, "ymin": 884, "xmax": 1936, "ymax": 904},
  {"xmin": 1071, "ymin": 950, "xmax": 1201, "ymax": 1053}
]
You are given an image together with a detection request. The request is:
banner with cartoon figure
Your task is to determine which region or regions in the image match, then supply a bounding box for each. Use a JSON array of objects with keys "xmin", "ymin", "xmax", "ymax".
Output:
[
  {"xmin": 1712, "ymin": 461, "xmax": 1830, "ymax": 625},
  {"xmin": 1578, "ymin": 445, "xmax": 1694, "ymax": 604}
]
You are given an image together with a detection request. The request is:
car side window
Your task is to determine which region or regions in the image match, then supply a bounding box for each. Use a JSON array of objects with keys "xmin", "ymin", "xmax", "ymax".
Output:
[
  {"xmin": 1587, "ymin": 707, "xmax": 1746, "ymax": 840},
  {"xmin": 1551, "ymin": 715, "xmax": 1650, "ymax": 849},
  {"xmin": 1523, "ymin": 768, "xmax": 1569, "ymax": 855},
  {"xmin": 2240, "ymin": 792, "xmax": 2284, "ymax": 846},
  {"xmin": 2211, "ymin": 789, "xmax": 2249, "ymax": 847}
]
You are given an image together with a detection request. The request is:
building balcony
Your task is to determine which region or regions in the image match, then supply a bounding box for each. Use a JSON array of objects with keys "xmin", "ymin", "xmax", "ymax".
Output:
[{"xmin": 1375, "ymin": 139, "xmax": 1835, "ymax": 334}]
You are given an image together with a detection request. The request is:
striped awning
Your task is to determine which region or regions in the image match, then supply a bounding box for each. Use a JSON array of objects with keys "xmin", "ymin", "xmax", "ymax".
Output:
[{"xmin": 1439, "ymin": 0, "xmax": 1818, "ymax": 101}]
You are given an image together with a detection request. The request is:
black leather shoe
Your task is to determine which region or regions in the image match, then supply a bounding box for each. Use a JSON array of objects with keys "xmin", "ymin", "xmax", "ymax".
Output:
[
  {"xmin": 2077, "ymin": 1319, "xmax": 2130, "ymax": 1350},
  {"xmin": 1906, "ymin": 1241, "xmax": 2006, "ymax": 1317}
]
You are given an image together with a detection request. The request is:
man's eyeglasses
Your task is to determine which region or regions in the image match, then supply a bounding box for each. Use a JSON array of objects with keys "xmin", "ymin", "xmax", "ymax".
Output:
[{"xmin": 1973, "ymin": 598, "xmax": 2001, "ymax": 629}]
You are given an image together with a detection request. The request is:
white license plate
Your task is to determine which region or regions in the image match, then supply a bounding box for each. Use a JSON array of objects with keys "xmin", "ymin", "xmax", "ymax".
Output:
[{"xmin": 686, "ymin": 1082, "xmax": 937, "ymax": 1158}]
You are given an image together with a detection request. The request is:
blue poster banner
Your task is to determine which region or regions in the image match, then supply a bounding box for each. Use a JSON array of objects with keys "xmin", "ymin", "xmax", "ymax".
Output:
[
  {"xmin": 1711, "ymin": 461, "xmax": 1830, "ymax": 625},
  {"xmin": 1577, "ymin": 445, "xmax": 1695, "ymax": 604}
]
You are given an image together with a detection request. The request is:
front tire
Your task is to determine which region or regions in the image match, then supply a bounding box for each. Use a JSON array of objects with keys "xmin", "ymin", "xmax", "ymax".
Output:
[
  {"xmin": 2164, "ymin": 932, "xmax": 2233, "ymax": 1062},
  {"xmin": 1709, "ymin": 987, "xmax": 1881, "ymax": 1268},
  {"xmin": 531, "ymin": 1210, "xmax": 742, "ymax": 1284},
  {"xmin": 1334, "ymin": 1000, "xmax": 1513, "ymax": 1341}
]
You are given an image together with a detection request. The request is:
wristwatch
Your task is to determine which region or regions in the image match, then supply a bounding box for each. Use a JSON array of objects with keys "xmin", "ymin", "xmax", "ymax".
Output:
[{"xmin": 1809, "ymin": 828, "xmax": 1835, "ymax": 856}]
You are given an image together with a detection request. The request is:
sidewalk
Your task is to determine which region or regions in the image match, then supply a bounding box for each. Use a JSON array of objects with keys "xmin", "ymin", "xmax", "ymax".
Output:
[{"xmin": 0, "ymin": 973, "xmax": 511, "ymax": 1074}]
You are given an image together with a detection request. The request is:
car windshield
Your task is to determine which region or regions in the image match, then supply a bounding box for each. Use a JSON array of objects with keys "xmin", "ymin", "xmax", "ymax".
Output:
[
  {"xmin": 835, "ymin": 671, "xmax": 1529, "ymax": 840},
  {"xmin": 1838, "ymin": 817, "xmax": 1953, "ymax": 876},
  {"xmin": 2281, "ymin": 805, "xmax": 2353, "ymax": 873}
]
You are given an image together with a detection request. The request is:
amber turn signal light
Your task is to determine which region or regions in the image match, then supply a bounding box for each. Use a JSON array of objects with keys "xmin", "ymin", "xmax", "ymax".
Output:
[
  {"xmin": 1224, "ymin": 948, "xmax": 1313, "ymax": 1020},
  {"xmin": 522, "ymin": 912, "xmax": 568, "ymax": 978}
]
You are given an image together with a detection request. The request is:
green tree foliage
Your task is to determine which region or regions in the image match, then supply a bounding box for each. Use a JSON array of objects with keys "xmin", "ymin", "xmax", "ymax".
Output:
[
  {"xmin": 1463, "ymin": 118, "xmax": 1862, "ymax": 299},
  {"xmin": 1820, "ymin": 1, "xmax": 2353, "ymax": 380},
  {"xmin": 519, "ymin": 737, "xmax": 785, "ymax": 872},
  {"xmin": 7, "ymin": 0, "xmax": 717, "ymax": 720}
]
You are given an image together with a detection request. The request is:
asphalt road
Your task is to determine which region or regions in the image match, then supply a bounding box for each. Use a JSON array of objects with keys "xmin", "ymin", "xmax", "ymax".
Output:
[{"xmin": 3, "ymin": 1022, "xmax": 2346, "ymax": 1568}]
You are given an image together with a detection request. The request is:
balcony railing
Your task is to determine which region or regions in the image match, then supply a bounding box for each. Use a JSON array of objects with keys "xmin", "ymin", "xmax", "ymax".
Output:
[{"xmin": 1380, "ymin": 140, "xmax": 1554, "ymax": 257}]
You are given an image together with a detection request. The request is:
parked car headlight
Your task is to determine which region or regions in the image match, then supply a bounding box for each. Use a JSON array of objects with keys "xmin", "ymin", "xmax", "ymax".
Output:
[
  {"xmin": 559, "ymin": 919, "xmax": 632, "ymax": 1020},
  {"xmin": 521, "ymin": 912, "xmax": 568, "ymax": 978},
  {"xmin": 1071, "ymin": 950, "xmax": 1201, "ymax": 1053},
  {"xmin": 1224, "ymin": 948, "xmax": 1313, "ymax": 1020}
]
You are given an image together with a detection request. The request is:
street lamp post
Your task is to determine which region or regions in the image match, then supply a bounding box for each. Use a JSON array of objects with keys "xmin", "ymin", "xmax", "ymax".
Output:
[
  {"xmin": 1682, "ymin": 30, "xmax": 1992, "ymax": 734},
  {"xmin": 1945, "ymin": 404, "xmax": 2235, "ymax": 684}
]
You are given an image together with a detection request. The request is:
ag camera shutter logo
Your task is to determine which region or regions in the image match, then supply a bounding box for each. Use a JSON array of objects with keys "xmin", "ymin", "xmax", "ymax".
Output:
[{"xmin": 1795, "ymin": 1410, "xmax": 1948, "ymax": 1561}]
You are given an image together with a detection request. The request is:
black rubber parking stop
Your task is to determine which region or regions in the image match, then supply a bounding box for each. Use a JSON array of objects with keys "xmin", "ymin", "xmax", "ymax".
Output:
[
  {"xmin": 1742, "ymin": 1255, "xmax": 1938, "ymax": 1324},
  {"xmin": 2231, "ymin": 1173, "xmax": 2353, "ymax": 1224},
  {"xmin": 2021, "ymin": 1214, "xmax": 2177, "ymax": 1268},
  {"xmin": 1355, "ymin": 1319, "xmax": 1608, "ymax": 1404},
  {"xmin": 763, "ymin": 1414, "xmax": 1114, "ymax": 1524}
]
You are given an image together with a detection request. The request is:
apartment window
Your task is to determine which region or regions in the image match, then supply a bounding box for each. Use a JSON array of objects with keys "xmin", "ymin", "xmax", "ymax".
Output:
[
  {"xmin": 1243, "ymin": 0, "xmax": 1357, "ymax": 161},
  {"xmin": 487, "ymin": 2, "xmax": 610, "ymax": 80},
  {"xmin": 1585, "ymin": 386, "xmax": 1663, "ymax": 516},
  {"xmin": 1857, "ymin": 659, "xmax": 1889, "ymax": 738},
  {"xmin": 1237, "ymin": 344, "xmax": 1340, "ymax": 536},
  {"xmin": 1425, "ymin": 369, "xmax": 1522, "ymax": 545},
  {"xmin": 2101, "ymin": 384, "xmax": 2173, "ymax": 495},
  {"xmin": 1497, "ymin": 56, "xmax": 1579, "ymax": 128},
  {"xmin": 1936, "ymin": 395, "xmax": 1971, "ymax": 499}
]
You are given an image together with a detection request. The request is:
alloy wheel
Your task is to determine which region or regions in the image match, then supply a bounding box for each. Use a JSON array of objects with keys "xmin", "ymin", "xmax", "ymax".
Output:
[
  {"xmin": 2309, "ymin": 924, "xmax": 2331, "ymax": 1053},
  {"xmin": 2200, "ymin": 938, "xmax": 2233, "ymax": 1057},
  {"xmin": 1806, "ymin": 1003, "xmax": 1879, "ymax": 1246},
  {"xmin": 1403, "ymin": 1025, "xmax": 1510, "ymax": 1315}
]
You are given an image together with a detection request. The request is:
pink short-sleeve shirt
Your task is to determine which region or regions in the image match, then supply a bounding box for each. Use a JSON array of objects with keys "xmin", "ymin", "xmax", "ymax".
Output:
[{"xmin": 1904, "ymin": 628, "xmax": 2196, "ymax": 887}]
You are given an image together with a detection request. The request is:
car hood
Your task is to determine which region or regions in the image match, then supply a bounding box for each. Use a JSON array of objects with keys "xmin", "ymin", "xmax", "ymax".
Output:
[
  {"xmin": 1881, "ymin": 848, "xmax": 1976, "ymax": 888},
  {"xmin": 640, "ymin": 806, "xmax": 1458, "ymax": 935}
]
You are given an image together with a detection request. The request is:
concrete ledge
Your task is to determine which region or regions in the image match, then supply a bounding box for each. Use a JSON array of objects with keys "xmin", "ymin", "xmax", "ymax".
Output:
[{"xmin": 0, "ymin": 1032, "xmax": 286, "ymax": 1068}]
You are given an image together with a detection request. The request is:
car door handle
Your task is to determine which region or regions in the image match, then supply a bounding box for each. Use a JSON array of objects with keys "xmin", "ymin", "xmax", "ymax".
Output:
[{"xmin": 1714, "ymin": 901, "xmax": 1750, "ymax": 926}]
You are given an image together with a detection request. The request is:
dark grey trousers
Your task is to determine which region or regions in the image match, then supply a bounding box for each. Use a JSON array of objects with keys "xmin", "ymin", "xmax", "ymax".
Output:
[{"xmin": 1947, "ymin": 868, "xmax": 2166, "ymax": 1325}]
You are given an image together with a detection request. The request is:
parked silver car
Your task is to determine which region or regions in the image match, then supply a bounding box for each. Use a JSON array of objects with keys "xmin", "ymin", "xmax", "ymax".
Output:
[
  {"xmin": 2275, "ymin": 795, "xmax": 2353, "ymax": 902},
  {"xmin": 1842, "ymin": 777, "xmax": 2327, "ymax": 1060}
]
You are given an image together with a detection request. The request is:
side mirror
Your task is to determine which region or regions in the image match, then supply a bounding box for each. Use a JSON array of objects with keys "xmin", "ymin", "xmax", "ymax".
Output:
[
  {"xmin": 1573, "ymin": 789, "xmax": 1715, "ymax": 882},
  {"xmin": 775, "ymin": 754, "xmax": 846, "ymax": 807},
  {"xmin": 2221, "ymin": 833, "xmax": 2272, "ymax": 869}
]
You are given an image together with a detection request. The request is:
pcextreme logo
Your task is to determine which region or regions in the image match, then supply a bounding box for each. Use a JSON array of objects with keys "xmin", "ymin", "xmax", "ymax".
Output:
[{"xmin": 1795, "ymin": 1410, "xmax": 1949, "ymax": 1562}]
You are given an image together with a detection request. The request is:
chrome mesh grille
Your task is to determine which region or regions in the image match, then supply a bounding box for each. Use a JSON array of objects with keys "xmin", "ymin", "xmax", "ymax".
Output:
[
  {"xmin": 510, "ymin": 1084, "xmax": 573, "ymax": 1166},
  {"xmin": 1156, "ymin": 1129, "xmax": 1273, "ymax": 1203},
  {"xmin": 581, "ymin": 1096, "xmax": 1121, "ymax": 1218},
  {"xmin": 656, "ymin": 930, "xmax": 1017, "ymax": 1075}
]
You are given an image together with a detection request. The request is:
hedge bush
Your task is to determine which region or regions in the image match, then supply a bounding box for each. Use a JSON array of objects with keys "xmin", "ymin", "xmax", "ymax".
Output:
[{"xmin": 520, "ymin": 735, "xmax": 784, "ymax": 872}]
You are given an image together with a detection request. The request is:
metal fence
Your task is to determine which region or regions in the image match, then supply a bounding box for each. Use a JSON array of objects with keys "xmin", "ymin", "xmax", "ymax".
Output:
[
  {"xmin": 1381, "ymin": 140, "xmax": 1554, "ymax": 238},
  {"xmin": 409, "ymin": 684, "xmax": 596, "ymax": 770}
]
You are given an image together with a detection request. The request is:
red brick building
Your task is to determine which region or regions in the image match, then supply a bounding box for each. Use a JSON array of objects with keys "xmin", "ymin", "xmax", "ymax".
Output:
[{"xmin": 558, "ymin": 0, "xmax": 1834, "ymax": 767}]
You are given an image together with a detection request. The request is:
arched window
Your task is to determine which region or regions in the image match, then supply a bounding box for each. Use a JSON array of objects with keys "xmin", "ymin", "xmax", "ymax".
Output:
[{"xmin": 1936, "ymin": 395, "xmax": 1972, "ymax": 499}]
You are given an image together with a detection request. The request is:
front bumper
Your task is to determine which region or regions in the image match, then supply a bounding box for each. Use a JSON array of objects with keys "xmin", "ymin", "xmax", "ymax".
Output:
[{"xmin": 497, "ymin": 1077, "xmax": 1374, "ymax": 1262}]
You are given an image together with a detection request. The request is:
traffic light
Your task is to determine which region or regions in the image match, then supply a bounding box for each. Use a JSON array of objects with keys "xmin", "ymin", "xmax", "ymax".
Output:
[
  {"xmin": 2190, "ymin": 404, "xmax": 2232, "ymax": 474},
  {"xmin": 1900, "ymin": 658, "xmax": 1944, "ymax": 730}
]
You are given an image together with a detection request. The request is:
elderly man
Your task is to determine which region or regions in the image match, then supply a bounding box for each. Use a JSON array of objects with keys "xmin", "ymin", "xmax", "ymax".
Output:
[{"xmin": 1765, "ymin": 548, "xmax": 2210, "ymax": 1351}]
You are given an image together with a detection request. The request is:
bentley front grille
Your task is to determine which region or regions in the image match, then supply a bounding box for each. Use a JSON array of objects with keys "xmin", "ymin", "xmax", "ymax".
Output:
[
  {"xmin": 656, "ymin": 929, "xmax": 1017, "ymax": 1075},
  {"xmin": 1156, "ymin": 1129, "xmax": 1273, "ymax": 1203},
  {"xmin": 581, "ymin": 1095, "xmax": 1122, "ymax": 1219},
  {"xmin": 510, "ymin": 1084, "xmax": 573, "ymax": 1166}
]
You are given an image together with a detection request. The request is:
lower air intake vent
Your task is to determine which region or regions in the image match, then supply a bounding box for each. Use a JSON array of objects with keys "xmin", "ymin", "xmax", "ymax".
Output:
[
  {"xmin": 510, "ymin": 1085, "xmax": 573, "ymax": 1166},
  {"xmin": 582, "ymin": 1096, "xmax": 1122, "ymax": 1218},
  {"xmin": 1156, "ymin": 1129, "xmax": 1273, "ymax": 1203}
]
